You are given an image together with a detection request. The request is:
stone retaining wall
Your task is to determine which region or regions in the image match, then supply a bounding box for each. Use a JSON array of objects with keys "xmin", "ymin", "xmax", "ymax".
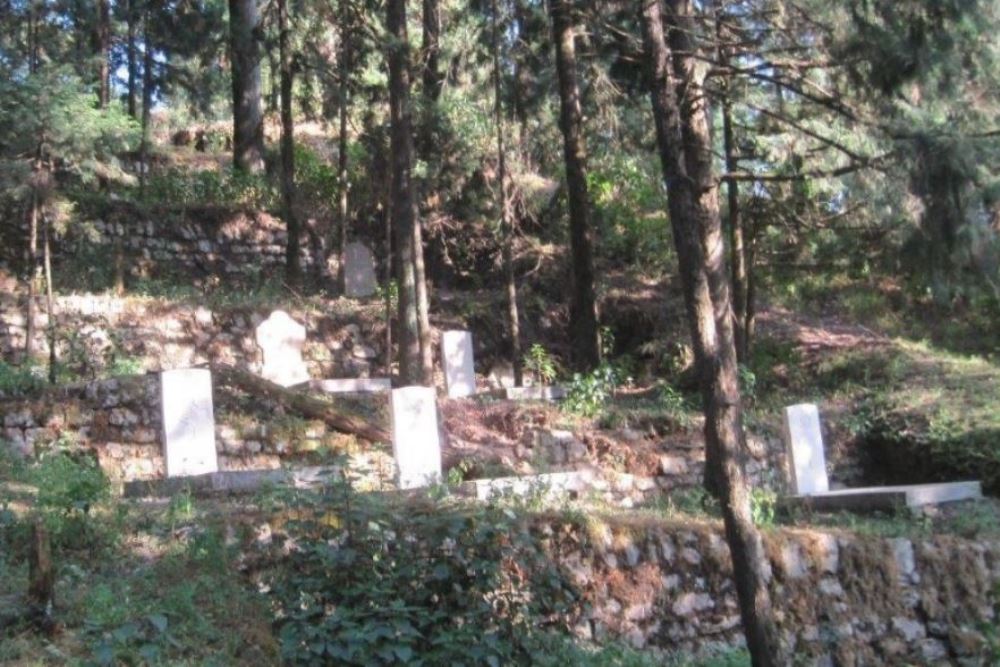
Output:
[
  {"xmin": 0, "ymin": 294, "xmax": 385, "ymax": 380},
  {"xmin": 534, "ymin": 515, "xmax": 999, "ymax": 663},
  {"xmin": 0, "ymin": 375, "xmax": 393, "ymax": 482}
]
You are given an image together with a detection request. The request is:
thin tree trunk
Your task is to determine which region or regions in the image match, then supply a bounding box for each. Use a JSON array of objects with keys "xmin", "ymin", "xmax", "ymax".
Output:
[
  {"xmin": 717, "ymin": 20, "xmax": 748, "ymax": 362},
  {"xmin": 24, "ymin": 186, "xmax": 39, "ymax": 360},
  {"xmin": 412, "ymin": 210, "xmax": 433, "ymax": 384},
  {"xmin": 422, "ymin": 0, "xmax": 442, "ymax": 103},
  {"xmin": 139, "ymin": 9, "xmax": 153, "ymax": 195},
  {"xmin": 384, "ymin": 189, "xmax": 394, "ymax": 377},
  {"xmin": 42, "ymin": 210, "xmax": 56, "ymax": 384},
  {"xmin": 641, "ymin": 1, "xmax": 783, "ymax": 664},
  {"xmin": 492, "ymin": 0, "xmax": 523, "ymax": 386},
  {"xmin": 387, "ymin": 0, "xmax": 423, "ymax": 386},
  {"xmin": 98, "ymin": 0, "xmax": 111, "ymax": 108},
  {"xmin": 549, "ymin": 0, "xmax": 600, "ymax": 370},
  {"xmin": 228, "ymin": 0, "xmax": 265, "ymax": 173},
  {"xmin": 334, "ymin": 0, "xmax": 351, "ymax": 291},
  {"xmin": 278, "ymin": 0, "xmax": 301, "ymax": 286},
  {"xmin": 126, "ymin": 0, "xmax": 137, "ymax": 118}
]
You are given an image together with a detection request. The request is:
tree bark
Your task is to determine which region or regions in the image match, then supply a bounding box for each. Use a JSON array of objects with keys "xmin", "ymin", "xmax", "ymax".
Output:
[
  {"xmin": 641, "ymin": 1, "xmax": 784, "ymax": 664},
  {"xmin": 126, "ymin": 0, "xmax": 138, "ymax": 118},
  {"xmin": 277, "ymin": 0, "xmax": 301, "ymax": 286},
  {"xmin": 492, "ymin": 0, "xmax": 524, "ymax": 386},
  {"xmin": 228, "ymin": 0, "xmax": 265, "ymax": 173},
  {"xmin": 716, "ymin": 15, "xmax": 748, "ymax": 363},
  {"xmin": 139, "ymin": 8, "xmax": 153, "ymax": 195},
  {"xmin": 42, "ymin": 209, "xmax": 56, "ymax": 384},
  {"xmin": 24, "ymin": 185, "xmax": 39, "ymax": 361},
  {"xmin": 422, "ymin": 0, "xmax": 443, "ymax": 103},
  {"xmin": 549, "ymin": 0, "xmax": 600, "ymax": 370},
  {"xmin": 334, "ymin": 0, "xmax": 352, "ymax": 291},
  {"xmin": 97, "ymin": 0, "xmax": 111, "ymax": 108},
  {"xmin": 27, "ymin": 519, "xmax": 54, "ymax": 632},
  {"xmin": 387, "ymin": 0, "xmax": 424, "ymax": 386},
  {"xmin": 212, "ymin": 365, "xmax": 390, "ymax": 443}
]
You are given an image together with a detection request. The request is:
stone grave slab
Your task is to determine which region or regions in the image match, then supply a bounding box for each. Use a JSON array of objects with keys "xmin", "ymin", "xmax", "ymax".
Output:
[
  {"xmin": 161, "ymin": 368, "xmax": 218, "ymax": 477},
  {"xmin": 123, "ymin": 466, "xmax": 342, "ymax": 498},
  {"xmin": 256, "ymin": 310, "xmax": 311, "ymax": 387},
  {"xmin": 781, "ymin": 403, "xmax": 982, "ymax": 511},
  {"xmin": 492, "ymin": 385, "xmax": 567, "ymax": 402},
  {"xmin": 344, "ymin": 242, "xmax": 378, "ymax": 298},
  {"xmin": 783, "ymin": 481, "xmax": 982, "ymax": 512},
  {"xmin": 783, "ymin": 403, "xmax": 829, "ymax": 495},
  {"xmin": 390, "ymin": 386, "xmax": 442, "ymax": 489},
  {"xmin": 442, "ymin": 330, "xmax": 477, "ymax": 398},
  {"xmin": 459, "ymin": 470, "xmax": 594, "ymax": 501},
  {"xmin": 312, "ymin": 378, "xmax": 392, "ymax": 394}
]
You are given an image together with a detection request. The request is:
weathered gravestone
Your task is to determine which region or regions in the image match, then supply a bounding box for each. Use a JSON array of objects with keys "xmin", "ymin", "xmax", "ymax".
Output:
[
  {"xmin": 344, "ymin": 242, "xmax": 378, "ymax": 298},
  {"xmin": 783, "ymin": 403, "xmax": 829, "ymax": 495},
  {"xmin": 313, "ymin": 378, "xmax": 392, "ymax": 393},
  {"xmin": 255, "ymin": 310, "xmax": 311, "ymax": 387},
  {"xmin": 389, "ymin": 386, "xmax": 442, "ymax": 489},
  {"xmin": 161, "ymin": 368, "xmax": 218, "ymax": 477},
  {"xmin": 782, "ymin": 403, "xmax": 983, "ymax": 510},
  {"xmin": 442, "ymin": 330, "xmax": 476, "ymax": 398}
]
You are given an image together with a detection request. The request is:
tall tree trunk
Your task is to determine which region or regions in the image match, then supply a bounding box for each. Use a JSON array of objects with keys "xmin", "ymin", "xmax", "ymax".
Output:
[
  {"xmin": 640, "ymin": 1, "xmax": 784, "ymax": 664},
  {"xmin": 492, "ymin": 0, "xmax": 523, "ymax": 386},
  {"xmin": 126, "ymin": 0, "xmax": 138, "ymax": 118},
  {"xmin": 97, "ymin": 0, "xmax": 111, "ymax": 108},
  {"xmin": 412, "ymin": 207, "xmax": 433, "ymax": 384},
  {"xmin": 228, "ymin": 0, "xmax": 265, "ymax": 173},
  {"xmin": 387, "ymin": 0, "xmax": 424, "ymax": 385},
  {"xmin": 422, "ymin": 0, "xmax": 442, "ymax": 102},
  {"xmin": 277, "ymin": 0, "xmax": 301, "ymax": 286},
  {"xmin": 334, "ymin": 0, "xmax": 352, "ymax": 291},
  {"xmin": 42, "ymin": 209, "xmax": 56, "ymax": 384},
  {"xmin": 24, "ymin": 185, "xmax": 39, "ymax": 361},
  {"xmin": 722, "ymin": 102, "xmax": 748, "ymax": 363},
  {"xmin": 549, "ymin": 0, "xmax": 600, "ymax": 370},
  {"xmin": 139, "ymin": 9, "xmax": 153, "ymax": 195},
  {"xmin": 716, "ymin": 15, "xmax": 748, "ymax": 363}
]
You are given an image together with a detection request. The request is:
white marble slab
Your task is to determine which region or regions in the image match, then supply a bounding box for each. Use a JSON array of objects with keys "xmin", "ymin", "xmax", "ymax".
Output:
[
  {"xmin": 783, "ymin": 403, "xmax": 829, "ymax": 495},
  {"xmin": 390, "ymin": 386, "xmax": 442, "ymax": 489},
  {"xmin": 442, "ymin": 330, "xmax": 476, "ymax": 398},
  {"xmin": 161, "ymin": 368, "xmax": 218, "ymax": 477},
  {"xmin": 256, "ymin": 310, "xmax": 311, "ymax": 387}
]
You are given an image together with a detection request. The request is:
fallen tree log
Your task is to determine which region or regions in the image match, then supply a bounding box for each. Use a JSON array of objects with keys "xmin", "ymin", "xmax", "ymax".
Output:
[{"xmin": 211, "ymin": 364, "xmax": 391, "ymax": 444}]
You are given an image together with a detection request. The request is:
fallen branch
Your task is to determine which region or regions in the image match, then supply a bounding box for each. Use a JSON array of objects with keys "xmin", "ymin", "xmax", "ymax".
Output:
[{"xmin": 211, "ymin": 364, "xmax": 391, "ymax": 444}]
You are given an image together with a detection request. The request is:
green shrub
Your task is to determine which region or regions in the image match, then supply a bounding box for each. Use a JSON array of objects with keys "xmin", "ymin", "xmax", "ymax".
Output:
[
  {"xmin": 565, "ymin": 364, "xmax": 623, "ymax": 417},
  {"xmin": 524, "ymin": 343, "xmax": 559, "ymax": 386},
  {"xmin": 0, "ymin": 360, "xmax": 46, "ymax": 398},
  {"xmin": 265, "ymin": 490, "xmax": 573, "ymax": 666}
]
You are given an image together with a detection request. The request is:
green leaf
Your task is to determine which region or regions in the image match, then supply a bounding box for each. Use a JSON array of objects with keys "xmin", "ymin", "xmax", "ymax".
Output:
[{"xmin": 147, "ymin": 613, "xmax": 168, "ymax": 633}]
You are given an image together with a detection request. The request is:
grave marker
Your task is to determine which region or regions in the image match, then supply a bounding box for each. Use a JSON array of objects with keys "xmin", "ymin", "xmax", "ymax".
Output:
[
  {"xmin": 442, "ymin": 330, "xmax": 476, "ymax": 398},
  {"xmin": 255, "ymin": 310, "xmax": 311, "ymax": 387},
  {"xmin": 782, "ymin": 403, "xmax": 829, "ymax": 495},
  {"xmin": 390, "ymin": 386, "xmax": 442, "ymax": 489},
  {"xmin": 344, "ymin": 242, "xmax": 378, "ymax": 298},
  {"xmin": 161, "ymin": 368, "xmax": 218, "ymax": 477}
]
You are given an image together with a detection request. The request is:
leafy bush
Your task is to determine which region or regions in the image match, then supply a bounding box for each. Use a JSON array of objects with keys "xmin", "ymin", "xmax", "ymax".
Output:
[
  {"xmin": 524, "ymin": 343, "xmax": 559, "ymax": 386},
  {"xmin": 565, "ymin": 364, "xmax": 623, "ymax": 417},
  {"xmin": 0, "ymin": 360, "xmax": 46, "ymax": 398},
  {"xmin": 265, "ymin": 489, "xmax": 573, "ymax": 666}
]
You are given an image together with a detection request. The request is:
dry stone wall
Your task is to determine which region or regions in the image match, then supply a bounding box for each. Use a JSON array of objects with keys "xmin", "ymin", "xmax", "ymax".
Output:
[
  {"xmin": 533, "ymin": 515, "xmax": 1000, "ymax": 663},
  {"xmin": 0, "ymin": 374, "xmax": 394, "ymax": 482},
  {"xmin": 0, "ymin": 294, "xmax": 386, "ymax": 381}
]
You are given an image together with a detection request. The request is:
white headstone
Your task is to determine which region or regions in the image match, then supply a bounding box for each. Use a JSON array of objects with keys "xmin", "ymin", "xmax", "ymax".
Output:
[
  {"xmin": 255, "ymin": 310, "xmax": 311, "ymax": 387},
  {"xmin": 161, "ymin": 368, "xmax": 218, "ymax": 477},
  {"xmin": 783, "ymin": 403, "xmax": 830, "ymax": 495},
  {"xmin": 344, "ymin": 242, "xmax": 378, "ymax": 298},
  {"xmin": 390, "ymin": 386, "xmax": 442, "ymax": 489},
  {"xmin": 442, "ymin": 330, "xmax": 476, "ymax": 398},
  {"xmin": 314, "ymin": 378, "xmax": 392, "ymax": 393}
]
